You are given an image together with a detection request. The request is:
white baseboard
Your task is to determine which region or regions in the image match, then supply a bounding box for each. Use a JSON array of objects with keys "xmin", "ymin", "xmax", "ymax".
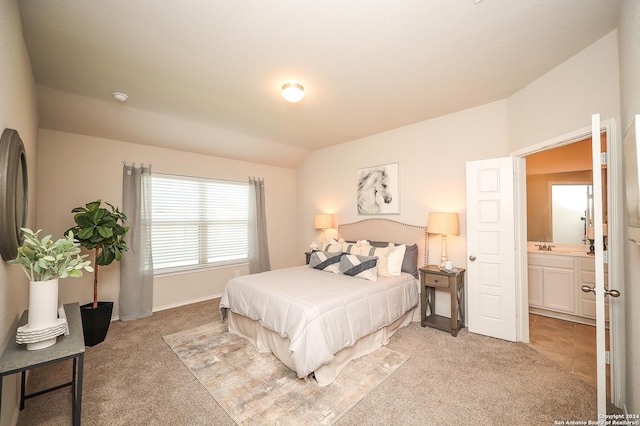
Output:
[
  {"xmin": 152, "ymin": 294, "xmax": 224, "ymax": 314},
  {"xmin": 108, "ymin": 294, "xmax": 223, "ymax": 322}
]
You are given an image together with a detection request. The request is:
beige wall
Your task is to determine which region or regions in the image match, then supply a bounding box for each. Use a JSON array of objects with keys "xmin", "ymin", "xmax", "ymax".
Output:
[
  {"xmin": 297, "ymin": 100, "xmax": 510, "ymax": 315},
  {"xmin": 1, "ymin": 2, "xmax": 634, "ymax": 421},
  {"xmin": 297, "ymin": 26, "xmax": 624, "ymax": 387},
  {"xmin": 618, "ymin": 0, "xmax": 640, "ymax": 414},
  {"xmin": 36, "ymin": 129, "xmax": 297, "ymax": 315},
  {"xmin": 0, "ymin": 1, "xmax": 39, "ymax": 425},
  {"xmin": 508, "ymin": 30, "xmax": 620, "ymax": 152}
]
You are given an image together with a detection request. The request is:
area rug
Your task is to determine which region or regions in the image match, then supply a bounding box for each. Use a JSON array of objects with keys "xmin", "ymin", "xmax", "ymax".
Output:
[{"xmin": 163, "ymin": 321, "xmax": 409, "ymax": 425}]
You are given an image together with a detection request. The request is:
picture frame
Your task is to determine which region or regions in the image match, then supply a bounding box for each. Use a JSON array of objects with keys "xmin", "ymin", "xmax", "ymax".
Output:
[{"xmin": 356, "ymin": 162, "xmax": 399, "ymax": 215}]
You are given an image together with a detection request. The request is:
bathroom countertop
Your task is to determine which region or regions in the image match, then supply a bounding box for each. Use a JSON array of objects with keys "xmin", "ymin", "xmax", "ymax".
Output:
[{"xmin": 527, "ymin": 242, "xmax": 594, "ymax": 258}]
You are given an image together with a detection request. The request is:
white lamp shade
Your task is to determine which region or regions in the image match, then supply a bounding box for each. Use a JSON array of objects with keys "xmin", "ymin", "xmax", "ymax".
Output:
[
  {"xmin": 427, "ymin": 212, "xmax": 459, "ymax": 236},
  {"xmin": 282, "ymin": 83, "xmax": 304, "ymax": 102},
  {"xmin": 314, "ymin": 214, "xmax": 334, "ymax": 230}
]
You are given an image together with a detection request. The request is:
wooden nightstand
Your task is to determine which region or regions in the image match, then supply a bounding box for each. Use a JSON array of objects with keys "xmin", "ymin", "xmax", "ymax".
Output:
[{"xmin": 419, "ymin": 265, "xmax": 466, "ymax": 337}]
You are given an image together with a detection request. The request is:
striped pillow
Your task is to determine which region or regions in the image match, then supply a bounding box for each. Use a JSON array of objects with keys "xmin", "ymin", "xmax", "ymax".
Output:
[
  {"xmin": 322, "ymin": 239, "xmax": 344, "ymax": 253},
  {"xmin": 339, "ymin": 254, "xmax": 378, "ymax": 281},
  {"xmin": 308, "ymin": 250, "xmax": 342, "ymax": 273},
  {"xmin": 359, "ymin": 242, "xmax": 395, "ymax": 277}
]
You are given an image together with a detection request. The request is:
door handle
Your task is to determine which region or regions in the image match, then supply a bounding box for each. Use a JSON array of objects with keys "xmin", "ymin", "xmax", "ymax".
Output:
[
  {"xmin": 581, "ymin": 285, "xmax": 595, "ymax": 294},
  {"xmin": 581, "ymin": 285, "xmax": 621, "ymax": 298},
  {"xmin": 605, "ymin": 289, "xmax": 621, "ymax": 298},
  {"xmin": 469, "ymin": 255, "xmax": 476, "ymax": 261}
]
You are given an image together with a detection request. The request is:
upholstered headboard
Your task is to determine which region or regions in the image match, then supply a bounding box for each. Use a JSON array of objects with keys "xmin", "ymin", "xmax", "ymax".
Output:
[{"xmin": 338, "ymin": 219, "xmax": 429, "ymax": 267}]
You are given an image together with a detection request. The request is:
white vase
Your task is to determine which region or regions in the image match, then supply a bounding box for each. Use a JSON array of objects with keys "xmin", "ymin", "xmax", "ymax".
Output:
[{"xmin": 26, "ymin": 278, "xmax": 59, "ymax": 350}]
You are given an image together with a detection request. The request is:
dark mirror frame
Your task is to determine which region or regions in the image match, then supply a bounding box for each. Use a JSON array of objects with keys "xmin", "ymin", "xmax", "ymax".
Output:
[{"xmin": 0, "ymin": 128, "xmax": 29, "ymax": 261}]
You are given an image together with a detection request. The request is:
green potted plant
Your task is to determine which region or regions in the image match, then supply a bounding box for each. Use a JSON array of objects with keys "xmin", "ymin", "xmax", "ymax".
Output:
[
  {"xmin": 66, "ymin": 200, "xmax": 129, "ymax": 346},
  {"xmin": 9, "ymin": 228, "xmax": 93, "ymax": 349}
]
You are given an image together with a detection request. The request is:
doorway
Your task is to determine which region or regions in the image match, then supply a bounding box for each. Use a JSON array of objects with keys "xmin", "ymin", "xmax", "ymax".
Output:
[{"xmin": 512, "ymin": 118, "xmax": 624, "ymax": 408}]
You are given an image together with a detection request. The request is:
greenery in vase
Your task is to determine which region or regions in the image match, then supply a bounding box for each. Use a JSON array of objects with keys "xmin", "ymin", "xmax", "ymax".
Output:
[
  {"xmin": 9, "ymin": 228, "xmax": 93, "ymax": 281},
  {"xmin": 65, "ymin": 200, "xmax": 129, "ymax": 308}
]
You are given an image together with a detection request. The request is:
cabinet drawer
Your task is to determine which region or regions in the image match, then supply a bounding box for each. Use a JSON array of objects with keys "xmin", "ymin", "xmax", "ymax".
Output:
[
  {"xmin": 580, "ymin": 258, "xmax": 608, "ymax": 273},
  {"xmin": 422, "ymin": 273, "xmax": 449, "ymax": 288},
  {"xmin": 581, "ymin": 258, "xmax": 595, "ymax": 272},
  {"xmin": 528, "ymin": 255, "xmax": 575, "ymax": 269},
  {"xmin": 581, "ymin": 271, "xmax": 609, "ymax": 285}
]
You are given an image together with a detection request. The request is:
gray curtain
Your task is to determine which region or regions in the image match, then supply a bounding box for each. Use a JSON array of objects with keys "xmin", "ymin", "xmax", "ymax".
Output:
[
  {"xmin": 248, "ymin": 177, "xmax": 271, "ymax": 274},
  {"xmin": 120, "ymin": 164, "xmax": 153, "ymax": 321}
]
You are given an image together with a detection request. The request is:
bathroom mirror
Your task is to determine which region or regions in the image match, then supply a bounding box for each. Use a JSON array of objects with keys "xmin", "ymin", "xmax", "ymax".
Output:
[
  {"xmin": 0, "ymin": 128, "xmax": 29, "ymax": 261},
  {"xmin": 551, "ymin": 183, "xmax": 591, "ymax": 245},
  {"xmin": 525, "ymin": 135, "xmax": 607, "ymax": 245}
]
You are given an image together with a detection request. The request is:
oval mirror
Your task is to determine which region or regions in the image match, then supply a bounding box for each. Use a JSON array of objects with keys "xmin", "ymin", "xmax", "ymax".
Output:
[{"xmin": 0, "ymin": 128, "xmax": 29, "ymax": 260}]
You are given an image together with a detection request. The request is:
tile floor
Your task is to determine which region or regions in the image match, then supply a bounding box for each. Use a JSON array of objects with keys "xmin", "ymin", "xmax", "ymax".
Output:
[{"xmin": 528, "ymin": 314, "xmax": 610, "ymax": 397}]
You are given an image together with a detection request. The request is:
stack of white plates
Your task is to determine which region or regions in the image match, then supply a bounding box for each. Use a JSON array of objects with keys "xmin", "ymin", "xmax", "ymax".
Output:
[{"xmin": 16, "ymin": 318, "xmax": 68, "ymax": 344}]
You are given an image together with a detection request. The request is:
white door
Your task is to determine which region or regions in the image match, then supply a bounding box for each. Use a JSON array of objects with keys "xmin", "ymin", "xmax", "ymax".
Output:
[
  {"xmin": 466, "ymin": 157, "xmax": 517, "ymax": 341},
  {"xmin": 589, "ymin": 114, "xmax": 608, "ymax": 415}
]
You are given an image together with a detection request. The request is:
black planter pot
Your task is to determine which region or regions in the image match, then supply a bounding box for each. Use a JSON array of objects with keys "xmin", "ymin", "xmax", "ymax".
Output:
[{"xmin": 80, "ymin": 301, "xmax": 113, "ymax": 347}]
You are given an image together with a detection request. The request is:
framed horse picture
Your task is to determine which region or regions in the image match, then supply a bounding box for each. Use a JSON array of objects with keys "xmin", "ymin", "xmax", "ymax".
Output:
[{"xmin": 356, "ymin": 162, "xmax": 400, "ymax": 215}]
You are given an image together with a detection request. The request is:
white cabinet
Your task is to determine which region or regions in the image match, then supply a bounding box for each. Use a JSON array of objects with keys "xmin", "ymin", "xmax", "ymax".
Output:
[
  {"xmin": 528, "ymin": 252, "xmax": 607, "ymax": 325},
  {"xmin": 579, "ymin": 258, "xmax": 609, "ymax": 321},
  {"xmin": 528, "ymin": 254, "xmax": 575, "ymax": 314},
  {"xmin": 542, "ymin": 267, "xmax": 575, "ymax": 313},
  {"xmin": 527, "ymin": 265, "xmax": 544, "ymax": 308}
]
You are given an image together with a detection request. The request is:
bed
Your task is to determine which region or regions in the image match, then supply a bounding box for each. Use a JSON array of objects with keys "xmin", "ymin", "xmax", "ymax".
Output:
[{"xmin": 219, "ymin": 219, "xmax": 428, "ymax": 386}]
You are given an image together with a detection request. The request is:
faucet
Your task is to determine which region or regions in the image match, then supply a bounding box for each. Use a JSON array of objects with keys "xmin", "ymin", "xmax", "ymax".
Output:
[{"xmin": 535, "ymin": 243, "xmax": 555, "ymax": 251}]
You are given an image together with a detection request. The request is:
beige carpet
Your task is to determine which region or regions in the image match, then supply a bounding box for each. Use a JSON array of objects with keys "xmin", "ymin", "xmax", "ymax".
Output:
[
  {"xmin": 163, "ymin": 321, "xmax": 409, "ymax": 425},
  {"xmin": 16, "ymin": 299, "xmax": 622, "ymax": 425}
]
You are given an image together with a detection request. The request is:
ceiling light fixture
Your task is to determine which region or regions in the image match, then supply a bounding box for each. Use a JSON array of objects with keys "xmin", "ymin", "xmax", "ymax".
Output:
[
  {"xmin": 112, "ymin": 92, "xmax": 128, "ymax": 103},
  {"xmin": 281, "ymin": 83, "xmax": 304, "ymax": 103}
]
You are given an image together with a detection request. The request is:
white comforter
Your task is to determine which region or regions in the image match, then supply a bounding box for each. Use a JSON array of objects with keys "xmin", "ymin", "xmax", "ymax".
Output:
[{"xmin": 220, "ymin": 266, "xmax": 418, "ymax": 378}]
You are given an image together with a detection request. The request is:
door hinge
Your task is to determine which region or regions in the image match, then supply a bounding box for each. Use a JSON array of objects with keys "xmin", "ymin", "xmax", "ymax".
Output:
[
  {"xmin": 601, "ymin": 152, "xmax": 608, "ymax": 165},
  {"xmin": 603, "ymin": 251, "xmax": 609, "ymax": 264},
  {"xmin": 606, "ymin": 351, "xmax": 610, "ymax": 365}
]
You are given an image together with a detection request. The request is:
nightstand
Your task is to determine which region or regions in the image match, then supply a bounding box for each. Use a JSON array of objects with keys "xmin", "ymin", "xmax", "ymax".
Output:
[{"xmin": 419, "ymin": 265, "xmax": 466, "ymax": 337}]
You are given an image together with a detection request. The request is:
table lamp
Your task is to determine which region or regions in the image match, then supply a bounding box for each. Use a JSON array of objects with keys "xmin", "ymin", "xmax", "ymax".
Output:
[
  {"xmin": 314, "ymin": 214, "xmax": 334, "ymax": 244},
  {"xmin": 427, "ymin": 212, "xmax": 460, "ymax": 267}
]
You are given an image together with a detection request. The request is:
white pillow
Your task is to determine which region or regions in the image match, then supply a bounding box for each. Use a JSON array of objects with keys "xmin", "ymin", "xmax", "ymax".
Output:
[
  {"xmin": 387, "ymin": 244, "xmax": 406, "ymax": 276},
  {"xmin": 322, "ymin": 238, "xmax": 343, "ymax": 253},
  {"xmin": 342, "ymin": 240, "xmax": 360, "ymax": 254},
  {"xmin": 359, "ymin": 241, "xmax": 394, "ymax": 277}
]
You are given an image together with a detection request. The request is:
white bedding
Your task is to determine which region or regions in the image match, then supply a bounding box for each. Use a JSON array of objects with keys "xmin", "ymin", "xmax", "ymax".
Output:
[{"xmin": 220, "ymin": 266, "xmax": 418, "ymax": 379}]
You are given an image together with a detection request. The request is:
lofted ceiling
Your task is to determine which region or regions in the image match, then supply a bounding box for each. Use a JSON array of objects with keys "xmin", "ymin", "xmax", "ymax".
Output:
[{"xmin": 18, "ymin": 1, "xmax": 620, "ymax": 168}]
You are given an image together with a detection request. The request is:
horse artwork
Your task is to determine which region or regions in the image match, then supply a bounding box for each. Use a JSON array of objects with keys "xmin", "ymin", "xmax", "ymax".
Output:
[{"xmin": 357, "ymin": 163, "xmax": 399, "ymax": 214}]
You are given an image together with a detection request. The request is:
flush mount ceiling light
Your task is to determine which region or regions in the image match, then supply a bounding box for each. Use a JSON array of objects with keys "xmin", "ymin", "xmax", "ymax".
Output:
[
  {"xmin": 112, "ymin": 92, "xmax": 128, "ymax": 103},
  {"xmin": 281, "ymin": 83, "xmax": 304, "ymax": 103}
]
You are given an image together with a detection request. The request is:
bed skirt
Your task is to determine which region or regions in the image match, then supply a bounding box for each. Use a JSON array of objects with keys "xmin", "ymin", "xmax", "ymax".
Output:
[{"xmin": 227, "ymin": 307, "xmax": 415, "ymax": 386}]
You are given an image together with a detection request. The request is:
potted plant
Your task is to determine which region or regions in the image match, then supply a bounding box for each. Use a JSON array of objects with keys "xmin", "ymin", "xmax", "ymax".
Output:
[
  {"xmin": 9, "ymin": 228, "xmax": 93, "ymax": 349},
  {"xmin": 66, "ymin": 200, "xmax": 129, "ymax": 346}
]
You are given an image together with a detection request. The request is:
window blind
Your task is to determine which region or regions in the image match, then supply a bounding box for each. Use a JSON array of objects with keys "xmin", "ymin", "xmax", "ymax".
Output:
[{"xmin": 151, "ymin": 174, "xmax": 249, "ymax": 273}]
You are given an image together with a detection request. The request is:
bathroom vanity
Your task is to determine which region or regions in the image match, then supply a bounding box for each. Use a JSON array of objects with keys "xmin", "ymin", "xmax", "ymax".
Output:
[{"xmin": 528, "ymin": 246, "xmax": 608, "ymax": 325}]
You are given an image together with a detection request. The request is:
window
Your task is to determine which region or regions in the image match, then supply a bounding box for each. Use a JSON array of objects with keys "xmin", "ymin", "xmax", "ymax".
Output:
[{"xmin": 151, "ymin": 174, "xmax": 249, "ymax": 273}]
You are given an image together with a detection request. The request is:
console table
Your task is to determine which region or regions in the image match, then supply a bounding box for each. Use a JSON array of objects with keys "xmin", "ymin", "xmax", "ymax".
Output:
[{"xmin": 0, "ymin": 302, "xmax": 85, "ymax": 425}]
